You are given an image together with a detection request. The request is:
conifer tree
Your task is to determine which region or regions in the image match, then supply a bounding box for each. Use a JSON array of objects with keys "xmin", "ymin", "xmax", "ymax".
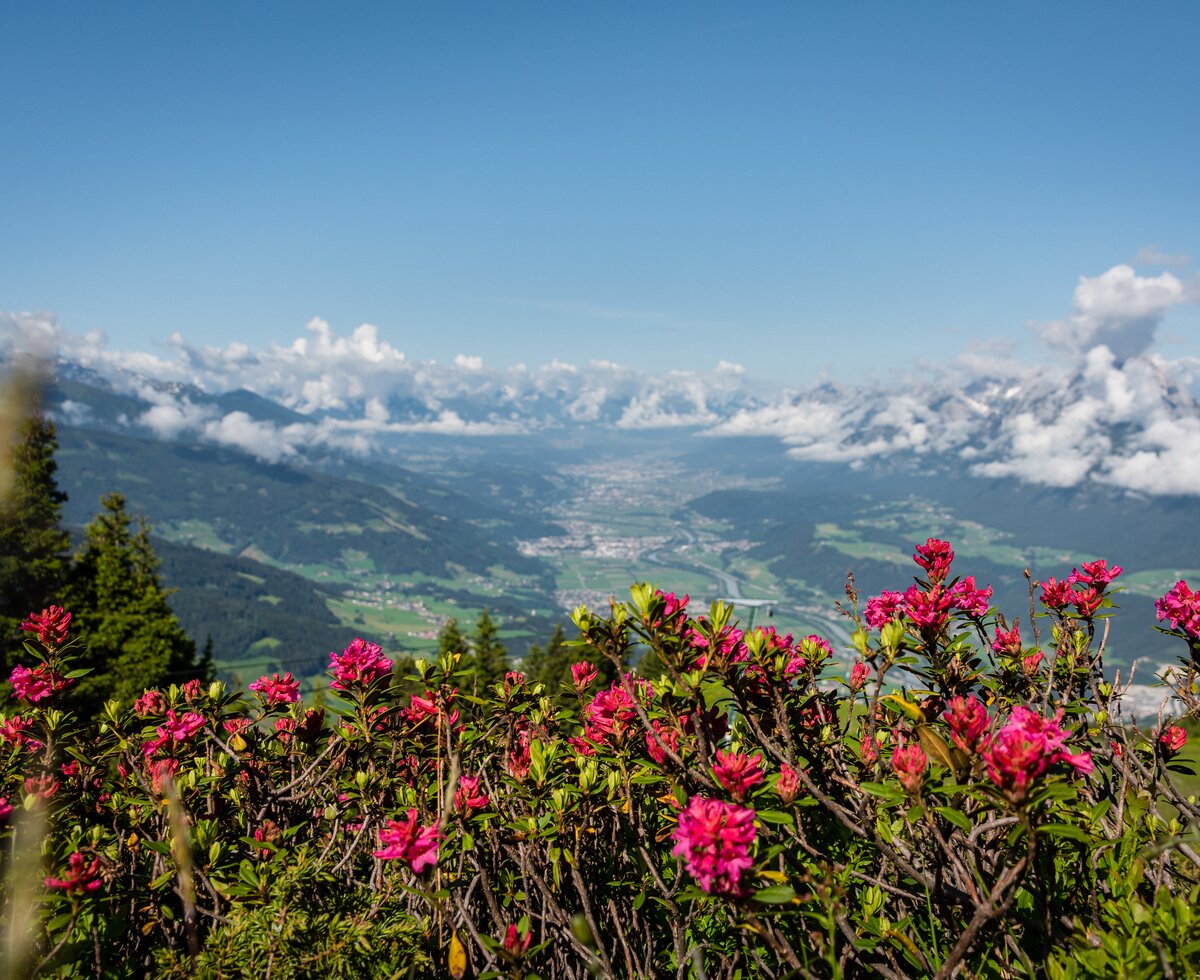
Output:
[
  {"xmin": 66, "ymin": 493, "xmax": 208, "ymax": 714},
  {"xmin": 437, "ymin": 617, "xmax": 468, "ymax": 662},
  {"xmin": 469, "ymin": 608, "xmax": 509, "ymax": 690},
  {"xmin": 0, "ymin": 409, "xmax": 71, "ymax": 670}
]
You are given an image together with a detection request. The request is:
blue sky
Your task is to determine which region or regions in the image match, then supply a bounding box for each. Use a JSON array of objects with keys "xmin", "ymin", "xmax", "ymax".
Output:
[{"xmin": 2, "ymin": 1, "xmax": 1197, "ymax": 382}]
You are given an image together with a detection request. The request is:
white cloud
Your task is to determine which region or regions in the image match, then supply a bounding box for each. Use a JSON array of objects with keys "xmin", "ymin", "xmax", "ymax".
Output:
[
  {"xmin": 6, "ymin": 260, "xmax": 1200, "ymax": 494},
  {"xmin": 1035, "ymin": 264, "xmax": 1185, "ymax": 361}
]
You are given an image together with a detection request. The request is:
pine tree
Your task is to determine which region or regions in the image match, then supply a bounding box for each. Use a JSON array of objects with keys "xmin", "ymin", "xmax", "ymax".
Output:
[
  {"xmin": 0, "ymin": 409, "xmax": 71, "ymax": 670},
  {"xmin": 66, "ymin": 493, "xmax": 208, "ymax": 714},
  {"xmin": 437, "ymin": 617, "xmax": 468, "ymax": 662},
  {"xmin": 469, "ymin": 609, "xmax": 509, "ymax": 691}
]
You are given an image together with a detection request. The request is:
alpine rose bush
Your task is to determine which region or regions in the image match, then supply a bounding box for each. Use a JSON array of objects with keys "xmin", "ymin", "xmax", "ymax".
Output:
[{"xmin": 6, "ymin": 545, "xmax": 1200, "ymax": 978}]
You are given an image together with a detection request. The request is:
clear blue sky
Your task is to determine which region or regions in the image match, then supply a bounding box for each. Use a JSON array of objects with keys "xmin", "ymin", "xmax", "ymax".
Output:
[{"xmin": 2, "ymin": 1, "xmax": 1197, "ymax": 382}]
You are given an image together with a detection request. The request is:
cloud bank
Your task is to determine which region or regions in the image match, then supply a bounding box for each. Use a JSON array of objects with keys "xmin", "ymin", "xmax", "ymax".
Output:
[{"xmin": 2, "ymin": 263, "xmax": 1199, "ymax": 494}]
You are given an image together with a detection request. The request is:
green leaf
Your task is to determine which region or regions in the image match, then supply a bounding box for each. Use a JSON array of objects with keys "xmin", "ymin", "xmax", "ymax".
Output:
[
  {"xmin": 755, "ymin": 809, "xmax": 795, "ymax": 826},
  {"xmin": 1040, "ymin": 822, "xmax": 1090, "ymax": 843},
  {"xmin": 934, "ymin": 806, "xmax": 971, "ymax": 833},
  {"xmin": 752, "ymin": 884, "xmax": 796, "ymax": 904}
]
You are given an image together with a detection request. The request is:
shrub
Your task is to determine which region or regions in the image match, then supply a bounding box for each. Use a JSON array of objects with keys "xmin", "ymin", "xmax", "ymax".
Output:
[{"xmin": 3, "ymin": 541, "xmax": 1200, "ymax": 977}]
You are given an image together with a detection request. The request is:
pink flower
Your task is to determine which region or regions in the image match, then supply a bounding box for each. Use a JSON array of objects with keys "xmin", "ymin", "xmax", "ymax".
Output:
[
  {"xmin": 650, "ymin": 590, "xmax": 690, "ymax": 629},
  {"xmin": 1072, "ymin": 586, "xmax": 1104, "ymax": 619},
  {"xmin": 508, "ymin": 735, "xmax": 532, "ymax": 780},
  {"xmin": 9, "ymin": 663, "xmax": 72, "ymax": 703},
  {"xmin": 1160, "ymin": 725, "xmax": 1188, "ymax": 757},
  {"xmin": 222, "ymin": 717, "xmax": 252, "ymax": 736},
  {"xmin": 775, "ymin": 764, "xmax": 802, "ymax": 804},
  {"xmin": 584, "ymin": 676, "xmax": 652, "ymax": 744},
  {"xmin": 149, "ymin": 758, "xmax": 180, "ymax": 793},
  {"xmin": 158, "ymin": 710, "xmax": 207, "ymax": 744},
  {"xmin": 864, "ymin": 590, "xmax": 906, "ymax": 630},
  {"xmin": 1023, "ymin": 651, "xmax": 1045, "ymax": 675},
  {"xmin": 329, "ymin": 638, "xmax": 394, "ymax": 691},
  {"xmin": 181, "ymin": 679, "xmax": 205, "ymax": 702},
  {"xmin": 501, "ymin": 924, "xmax": 533, "ymax": 960},
  {"xmin": 982, "ymin": 707, "xmax": 1093, "ymax": 802},
  {"xmin": 686, "ymin": 624, "xmax": 746, "ymax": 670},
  {"xmin": 134, "ymin": 689, "xmax": 167, "ymax": 717},
  {"xmin": 570, "ymin": 661, "xmax": 598, "ymax": 688},
  {"xmin": 1069, "ymin": 559, "xmax": 1123, "ymax": 590},
  {"xmin": 454, "ymin": 774, "xmax": 490, "ymax": 813},
  {"xmin": 671, "ymin": 795, "xmax": 757, "ymax": 896},
  {"xmin": 712, "ymin": 749, "xmax": 764, "ymax": 801},
  {"xmin": 848, "ymin": 661, "xmax": 871, "ymax": 693},
  {"xmin": 991, "ymin": 621, "xmax": 1022, "ymax": 657},
  {"xmin": 19, "ymin": 606, "xmax": 71, "ymax": 648},
  {"xmin": 24, "ymin": 774, "xmax": 59, "ymax": 801},
  {"xmin": 374, "ymin": 809, "xmax": 441, "ymax": 872},
  {"xmin": 860, "ymin": 734, "xmax": 881, "ymax": 765},
  {"xmin": 904, "ymin": 585, "xmax": 952, "ymax": 632},
  {"xmin": 44, "ymin": 852, "xmax": 102, "ymax": 893},
  {"xmin": 0, "ymin": 715, "xmax": 42, "ymax": 751},
  {"xmin": 502, "ymin": 671, "xmax": 526, "ymax": 694},
  {"xmin": 891, "ymin": 743, "xmax": 927, "ymax": 795},
  {"xmin": 1039, "ymin": 577, "xmax": 1073, "ymax": 611},
  {"xmin": 1157, "ymin": 581, "xmax": 1200, "ymax": 641},
  {"xmin": 914, "ymin": 538, "xmax": 955, "ymax": 584},
  {"xmin": 249, "ymin": 672, "xmax": 300, "ymax": 706},
  {"xmin": 949, "ymin": 576, "xmax": 992, "ymax": 618},
  {"xmin": 943, "ymin": 694, "xmax": 990, "ymax": 754},
  {"xmin": 645, "ymin": 719, "xmax": 680, "ymax": 765},
  {"xmin": 0, "ymin": 798, "xmax": 11, "ymax": 820},
  {"xmin": 405, "ymin": 690, "xmax": 459, "ymax": 728}
]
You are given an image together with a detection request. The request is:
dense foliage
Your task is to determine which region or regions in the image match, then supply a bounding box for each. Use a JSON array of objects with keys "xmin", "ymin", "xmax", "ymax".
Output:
[
  {"xmin": 4, "ymin": 542, "xmax": 1200, "ymax": 978},
  {"xmin": 0, "ymin": 410, "xmax": 71, "ymax": 672}
]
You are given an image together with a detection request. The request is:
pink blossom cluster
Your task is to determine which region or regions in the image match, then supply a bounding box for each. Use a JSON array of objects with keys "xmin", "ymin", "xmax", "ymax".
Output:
[
  {"xmin": 134, "ymin": 689, "xmax": 167, "ymax": 717},
  {"xmin": 454, "ymin": 774, "xmax": 489, "ymax": 813},
  {"xmin": 982, "ymin": 707, "xmax": 1093, "ymax": 802},
  {"xmin": 712, "ymin": 749, "xmax": 764, "ymax": 802},
  {"xmin": 671, "ymin": 795, "xmax": 757, "ymax": 897},
  {"xmin": 645, "ymin": 718, "xmax": 681, "ymax": 765},
  {"xmin": 775, "ymin": 764, "xmax": 802, "ymax": 804},
  {"xmin": 1041, "ymin": 559, "xmax": 1122, "ymax": 618},
  {"xmin": 44, "ymin": 852, "xmax": 103, "ymax": 893},
  {"xmin": 329, "ymin": 638, "xmax": 394, "ymax": 691},
  {"xmin": 943, "ymin": 694, "xmax": 990, "ymax": 755},
  {"xmin": 914, "ymin": 537, "xmax": 955, "ymax": 584},
  {"xmin": 248, "ymin": 672, "xmax": 300, "ymax": 706},
  {"xmin": 1156, "ymin": 580, "xmax": 1200, "ymax": 641},
  {"xmin": 570, "ymin": 660, "xmax": 598, "ymax": 689},
  {"xmin": 891, "ymin": 742, "xmax": 928, "ymax": 795},
  {"xmin": 582, "ymin": 675, "xmax": 653, "ymax": 745},
  {"xmin": 864, "ymin": 579, "xmax": 992, "ymax": 632},
  {"xmin": 991, "ymin": 621, "xmax": 1022, "ymax": 657},
  {"xmin": 0, "ymin": 714, "xmax": 42, "ymax": 751},
  {"xmin": 686, "ymin": 622, "xmax": 746, "ymax": 671},
  {"xmin": 143, "ymin": 710, "xmax": 207, "ymax": 759},
  {"xmin": 1160, "ymin": 725, "xmax": 1188, "ymax": 757},
  {"xmin": 374, "ymin": 809, "xmax": 441, "ymax": 872},
  {"xmin": 501, "ymin": 924, "xmax": 533, "ymax": 959},
  {"xmin": 847, "ymin": 660, "xmax": 871, "ymax": 692},
  {"xmin": 649, "ymin": 589, "xmax": 690, "ymax": 630},
  {"xmin": 19, "ymin": 606, "xmax": 72, "ymax": 648},
  {"xmin": 9, "ymin": 663, "xmax": 73, "ymax": 703},
  {"xmin": 406, "ymin": 690, "xmax": 460, "ymax": 728}
]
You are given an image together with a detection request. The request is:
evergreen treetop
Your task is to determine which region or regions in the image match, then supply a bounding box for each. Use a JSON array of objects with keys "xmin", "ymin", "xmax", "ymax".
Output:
[{"xmin": 0, "ymin": 407, "xmax": 71, "ymax": 669}]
